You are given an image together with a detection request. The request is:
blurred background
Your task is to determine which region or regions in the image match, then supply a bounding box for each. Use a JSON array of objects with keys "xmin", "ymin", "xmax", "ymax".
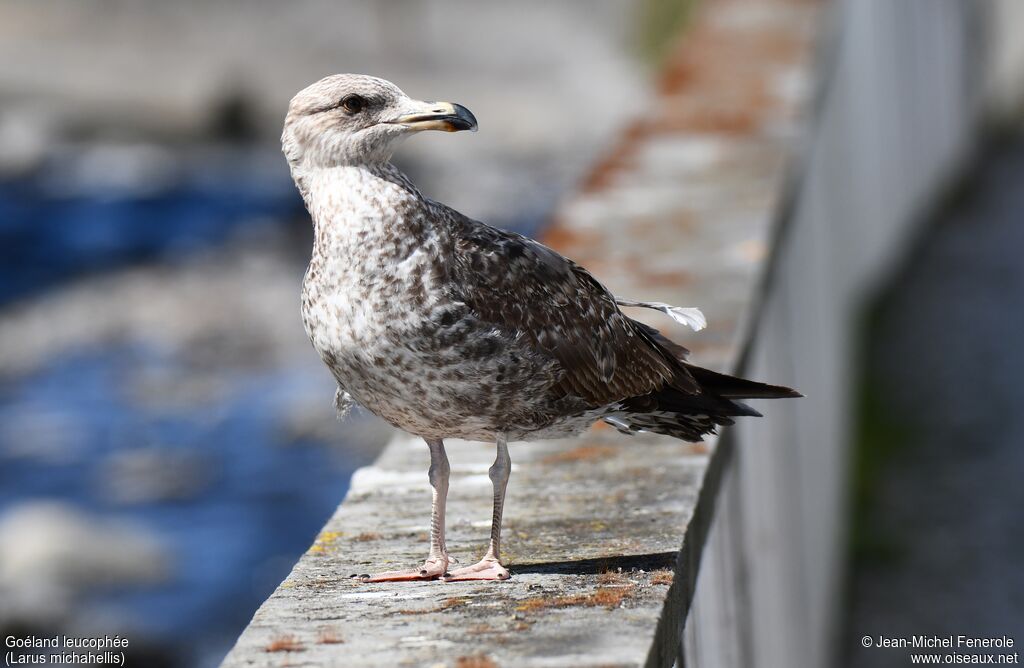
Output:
[{"xmin": 0, "ymin": 1, "xmax": 1022, "ymax": 667}]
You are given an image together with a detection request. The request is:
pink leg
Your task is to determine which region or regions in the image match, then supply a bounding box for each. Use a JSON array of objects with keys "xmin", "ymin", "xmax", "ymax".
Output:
[
  {"xmin": 444, "ymin": 434, "xmax": 511, "ymax": 582},
  {"xmin": 357, "ymin": 438, "xmax": 449, "ymax": 582}
]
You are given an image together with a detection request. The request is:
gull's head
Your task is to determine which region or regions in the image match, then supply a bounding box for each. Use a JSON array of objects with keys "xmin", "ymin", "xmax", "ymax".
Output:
[{"xmin": 282, "ymin": 74, "xmax": 477, "ymax": 170}]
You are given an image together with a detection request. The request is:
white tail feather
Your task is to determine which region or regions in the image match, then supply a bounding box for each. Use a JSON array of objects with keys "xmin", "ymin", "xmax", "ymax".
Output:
[{"xmin": 615, "ymin": 298, "xmax": 707, "ymax": 331}]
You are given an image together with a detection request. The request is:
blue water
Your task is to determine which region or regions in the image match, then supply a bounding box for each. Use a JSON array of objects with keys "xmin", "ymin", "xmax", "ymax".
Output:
[
  {"xmin": 0, "ymin": 149, "xmax": 358, "ymax": 666},
  {"xmin": 0, "ymin": 346, "xmax": 357, "ymax": 665},
  {"xmin": 0, "ymin": 148, "xmax": 303, "ymax": 305}
]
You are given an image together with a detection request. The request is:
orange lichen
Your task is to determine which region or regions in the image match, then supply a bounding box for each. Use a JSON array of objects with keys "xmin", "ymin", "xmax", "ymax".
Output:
[
  {"xmin": 354, "ymin": 532, "xmax": 382, "ymax": 542},
  {"xmin": 515, "ymin": 585, "xmax": 634, "ymax": 612},
  {"xmin": 596, "ymin": 571, "xmax": 631, "ymax": 586},
  {"xmin": 539, "ymin": 224, "xmax": 601, "ymax": 255},
  {"xmin": 455, "ymin": 655, "xmax": 499, "ymax": 668},
  {"xmin": 575, "ymin": 118, "xmax": 664, "ymax": 196},
  {"xmin": 265, "ymin": 635, "xmax": 304, "ymax": 653},
  {"xmin": 588, "ymin": 587, "xmax": 634, "ymax": 607},
  {"xmin": 316, "ymin": 629, "xmax": 344, "ymax": 644},
  {"xmin": 651, "ymin": 569, "xmax": 675, "ymax": 585}
]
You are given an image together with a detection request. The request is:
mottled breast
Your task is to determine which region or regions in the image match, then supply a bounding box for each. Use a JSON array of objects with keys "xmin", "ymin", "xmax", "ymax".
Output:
[{"xmin": 299, "ymin": 167, "xmax": 560, "ymax": 440}]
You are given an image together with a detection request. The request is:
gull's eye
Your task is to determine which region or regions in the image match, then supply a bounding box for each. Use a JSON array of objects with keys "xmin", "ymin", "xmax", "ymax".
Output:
[{"xmin": 341, "ymin": 94, "xmax": 367, "ymax": 114}]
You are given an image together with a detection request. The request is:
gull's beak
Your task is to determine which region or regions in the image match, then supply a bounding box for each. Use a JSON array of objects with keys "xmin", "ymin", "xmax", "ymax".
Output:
[{"xmin": 390, "ymin": 100, "xmax": 478, "ymax": 133}]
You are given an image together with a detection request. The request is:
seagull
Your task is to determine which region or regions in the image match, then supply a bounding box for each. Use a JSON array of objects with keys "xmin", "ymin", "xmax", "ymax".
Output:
[{"xmin": 282, "ymin": 74, "xmax": 799, "ymax": 582}]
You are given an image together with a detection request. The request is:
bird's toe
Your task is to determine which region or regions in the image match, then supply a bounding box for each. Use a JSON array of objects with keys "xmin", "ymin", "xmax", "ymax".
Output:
[
  {"xmin": 443, "ymin": 558, "xmax": 511, "ymax": 582},
  {"xmin": 355, "ymin": 556, "xmax": 448, "ymax": 583}
]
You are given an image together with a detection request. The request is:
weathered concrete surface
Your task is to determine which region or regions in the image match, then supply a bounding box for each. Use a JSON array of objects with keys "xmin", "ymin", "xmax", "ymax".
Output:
[
  {"xmin": 222, "ymin": 0, "xmax": 820, "ymax": 665},
  {"xmin": 223, "ymin": 432, "xmax": 704, "ymax": 667}
]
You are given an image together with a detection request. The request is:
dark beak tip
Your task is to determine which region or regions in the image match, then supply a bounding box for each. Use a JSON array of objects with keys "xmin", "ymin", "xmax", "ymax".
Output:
[{"xmin": 452, "ymin": 103, "xmax": 478, "ymax": 132}]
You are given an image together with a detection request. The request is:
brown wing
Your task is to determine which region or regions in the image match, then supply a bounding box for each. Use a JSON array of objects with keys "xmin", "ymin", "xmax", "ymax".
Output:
[{"xmin": 443, "ymin": 213, "xmax": 698, "ymax": 406}]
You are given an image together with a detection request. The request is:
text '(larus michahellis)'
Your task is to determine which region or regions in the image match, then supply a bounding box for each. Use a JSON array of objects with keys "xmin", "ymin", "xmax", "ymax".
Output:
[{"xmin": 281, "ymin": 74, "xmax": 800, "ymax": 582}]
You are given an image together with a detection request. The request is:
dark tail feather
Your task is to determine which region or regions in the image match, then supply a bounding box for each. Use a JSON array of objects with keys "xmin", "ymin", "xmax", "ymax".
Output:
[
  {"xmin": 629, "ymin": 319, "xmax": 800, "ymax": 399},
  {"xmin": 609, "ymin": 385, "xmax": 757, "ymax": 441},
  {"xmin": 684, "ymin": 364, "xmax": 802, "ymax": 399},
  {"xmin": 625, "ymin": 384, "xmax": 762, "ymax": 418},
  {"xmin": 605, "ymin": 367, "xmax": 800, "ymax": 442}
]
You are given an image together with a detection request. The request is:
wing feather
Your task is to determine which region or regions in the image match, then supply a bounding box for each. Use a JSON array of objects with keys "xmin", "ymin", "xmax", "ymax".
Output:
[{"xmin": 442, "ymin": 211, "xmax": 698, "ymax": 406}]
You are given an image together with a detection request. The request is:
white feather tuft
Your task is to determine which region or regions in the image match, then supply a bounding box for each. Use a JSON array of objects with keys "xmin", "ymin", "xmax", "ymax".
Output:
[
  {"xmin": 662, "ymin": 305, "xmax": 706, "ymax": 331},
  {"xmin": 615, "ymin": 298, "xmax": 707, "ymax": 331}
]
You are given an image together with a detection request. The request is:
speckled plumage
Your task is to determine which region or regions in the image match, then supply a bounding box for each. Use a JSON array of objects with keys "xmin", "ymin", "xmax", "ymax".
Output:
[
  {"xmin": 282, "ymin": 74, "xmax": 799, "ymax": 582},
  {"xmin": 284, "ymin": 74, "xmax": 797, "ymax": 446}
]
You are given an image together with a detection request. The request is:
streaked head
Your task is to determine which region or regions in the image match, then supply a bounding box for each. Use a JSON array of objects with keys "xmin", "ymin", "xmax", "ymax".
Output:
[{"xmin": 282, "ymin": 74, "xmax": 477, "ymax": 170}]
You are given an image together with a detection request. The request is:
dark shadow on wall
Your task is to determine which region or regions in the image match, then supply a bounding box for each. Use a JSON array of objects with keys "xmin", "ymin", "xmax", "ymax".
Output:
[{"xmin": 844, "ymin": 128, "xmax": 1024, "ymax": 668}]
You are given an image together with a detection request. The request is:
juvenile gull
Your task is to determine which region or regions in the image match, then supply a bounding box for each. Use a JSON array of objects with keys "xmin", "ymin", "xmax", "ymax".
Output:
[{"xmin": 282, "ymin": 74, "xmax": 800, "ymax": 582}]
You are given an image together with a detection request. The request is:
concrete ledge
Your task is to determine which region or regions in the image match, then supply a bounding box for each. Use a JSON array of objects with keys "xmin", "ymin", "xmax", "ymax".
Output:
[
  {"xmin": 223, "ymin": 432, "xmax": 707, "ymax": 667},
  {"xmin": 222, "ymin": 0, "xmax": 821, "ymax": 665}
]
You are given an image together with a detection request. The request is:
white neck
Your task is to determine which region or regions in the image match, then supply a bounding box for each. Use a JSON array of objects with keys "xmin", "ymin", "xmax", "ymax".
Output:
[
  {"xmin": 298, "ymin": 163, "xmax": 429, "ymax": 264},
  {"xmin": 299, "ymin": 162, "xmax": 417, "ymax": 216}
]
